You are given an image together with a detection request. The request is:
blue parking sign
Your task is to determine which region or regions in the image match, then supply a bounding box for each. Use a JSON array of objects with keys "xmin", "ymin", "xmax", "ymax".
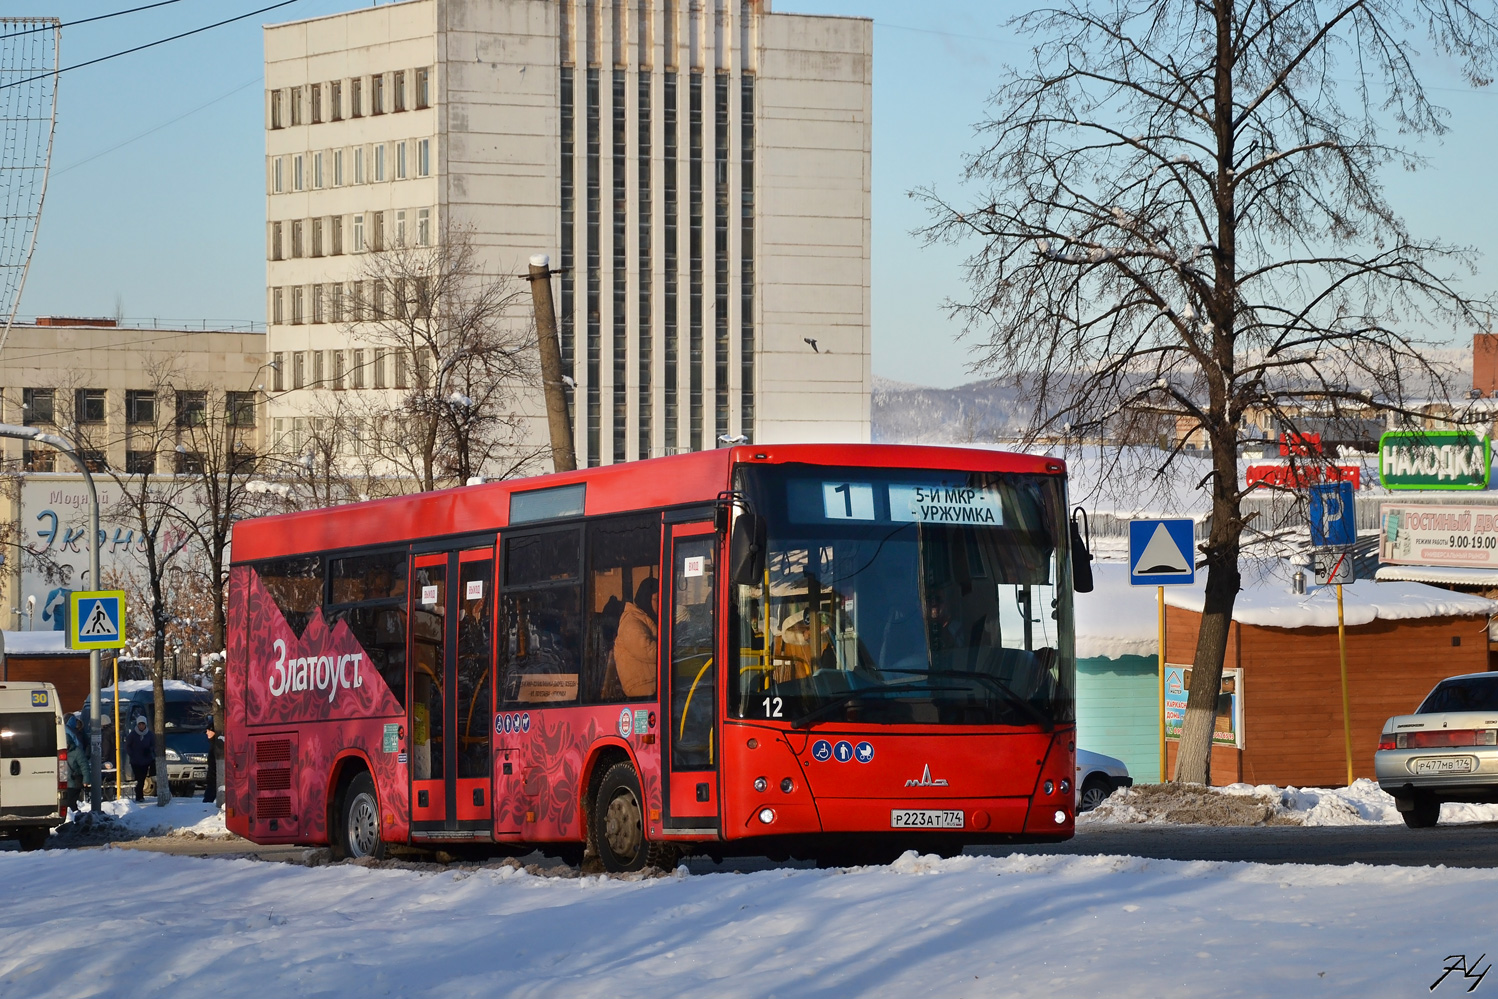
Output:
[{"xmin": 1310, "ymin": 482, "xmax": 1356, "ymax": 548}]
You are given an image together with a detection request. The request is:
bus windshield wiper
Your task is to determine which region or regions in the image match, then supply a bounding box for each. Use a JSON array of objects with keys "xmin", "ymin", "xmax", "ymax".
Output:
[
  {"xmin": 882, "ymin": 668, "xmax": 1053, "ymax": 730},
  {"xmin": 788, "ymin": 685, "xmax": 942, "ymax": 730}
]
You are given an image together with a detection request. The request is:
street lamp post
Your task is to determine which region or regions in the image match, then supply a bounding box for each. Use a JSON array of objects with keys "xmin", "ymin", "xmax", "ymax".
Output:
[{"xmin": 0, "ymin": 423, "xmax": 105, "ymax": 812}]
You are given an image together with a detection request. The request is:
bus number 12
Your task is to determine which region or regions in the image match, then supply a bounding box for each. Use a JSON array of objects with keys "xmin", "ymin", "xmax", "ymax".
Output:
[{"xmin": 762, "ymin": 696, "xmax": 783, "ymax": 718}]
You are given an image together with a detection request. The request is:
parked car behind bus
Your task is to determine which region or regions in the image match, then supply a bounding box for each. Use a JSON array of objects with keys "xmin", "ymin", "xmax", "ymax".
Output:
[
  {"xmin": 1376, "ymin": 672, "xmax": 1498, "ymax": 828},
  {"xmin": 84, "ymin": 680, "xmax": 212, "ymax": 796}
]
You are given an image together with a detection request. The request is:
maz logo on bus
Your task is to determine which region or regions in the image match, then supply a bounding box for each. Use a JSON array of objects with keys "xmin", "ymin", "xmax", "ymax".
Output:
[{"xmin": 267, "ymin": 638, "xmax": 365, "ymax": 703}]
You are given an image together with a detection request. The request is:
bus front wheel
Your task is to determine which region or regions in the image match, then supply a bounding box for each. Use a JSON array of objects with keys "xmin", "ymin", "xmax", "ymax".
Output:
[
  {"xmin": 337, "ymin": 771, "xmax": 386, "ymax": 861},
  {"xmin": 589, "ymin": 762, "xmax": 677, "ymax": 874}
]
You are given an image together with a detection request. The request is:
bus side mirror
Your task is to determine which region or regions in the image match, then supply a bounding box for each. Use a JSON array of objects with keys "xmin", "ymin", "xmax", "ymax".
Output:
[
  {"xmin": 729, "ymin": 512, "xmax": 766, "ymax": 587},
  {"xmin": 1070, "ymin": 508, "xmax": 1094, "ymax": 593}
]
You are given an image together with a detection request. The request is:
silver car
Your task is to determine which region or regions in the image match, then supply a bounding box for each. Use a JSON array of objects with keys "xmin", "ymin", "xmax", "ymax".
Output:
[
  {"xmin": 1075, "ymin": 749, "xmax": 1133, "ymax": 812},
  {"xmin": 1375, "ymin": 672, "xmax": 1498, "ymax": 828}
]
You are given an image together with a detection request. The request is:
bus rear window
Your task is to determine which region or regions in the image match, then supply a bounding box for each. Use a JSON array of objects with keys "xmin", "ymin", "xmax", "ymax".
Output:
[{"xmin": 0, "ymin": 713, "xmax": 56, "ymax": 757}]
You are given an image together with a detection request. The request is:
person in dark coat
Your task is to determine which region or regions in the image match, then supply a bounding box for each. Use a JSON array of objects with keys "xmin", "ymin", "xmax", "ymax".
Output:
[
  {"xmin": 202, "ymin": 724, "xmax": 225, "ymax": 804},
  {"xmin": 124, "ymin": 716, "xmax": 155, "ymax": 803}
]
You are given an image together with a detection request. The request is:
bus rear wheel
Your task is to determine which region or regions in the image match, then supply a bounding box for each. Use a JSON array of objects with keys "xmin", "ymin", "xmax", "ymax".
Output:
[
  {"xmin": 590, "ymin": 762, "xmax": 677, "ymax": 873},
  {"xmin": 337, "ymin": 771, "xmax": 386, "ymax": 861}
]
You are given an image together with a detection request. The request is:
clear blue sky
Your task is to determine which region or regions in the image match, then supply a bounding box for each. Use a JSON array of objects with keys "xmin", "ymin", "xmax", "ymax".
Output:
[{"xmin": 16, "ymin": 0, "xmax": 1498, "ymax": 388}]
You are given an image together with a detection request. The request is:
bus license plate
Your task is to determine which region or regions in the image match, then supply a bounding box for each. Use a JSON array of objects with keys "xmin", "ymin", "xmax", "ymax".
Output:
[
  {"xmin": 1416, "ymin": 757, "xmax": 1475, "ymax": 775},
  {"xmin": 891, "ymin": 809, "xmax": 964, "ymax": 829}
]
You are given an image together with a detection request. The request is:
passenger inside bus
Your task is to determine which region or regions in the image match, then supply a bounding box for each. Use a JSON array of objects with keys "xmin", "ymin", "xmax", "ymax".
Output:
[{"xmin": 612, "ymin": 577, "xmax": 659, "ymax": 698}]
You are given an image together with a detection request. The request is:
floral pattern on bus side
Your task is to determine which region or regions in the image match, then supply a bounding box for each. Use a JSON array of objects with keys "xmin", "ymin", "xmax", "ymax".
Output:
[
  {"xmin": 496, "ymin": 711, "xmax": 662, "ymax": 841},
  {"xmin": 235, "ymin": 567, "xmax": 410, "ymax": 842}
]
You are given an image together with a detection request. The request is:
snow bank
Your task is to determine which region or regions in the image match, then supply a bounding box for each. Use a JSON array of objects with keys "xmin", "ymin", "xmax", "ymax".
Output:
[
  {"xmin": 1081, "ymin": 777, "xmax": 1498, "ymax": 827},
  {"xmin": 46, "ymin": 797, "xmax": 231, "ymax": 847},
  {"xmin": 0, "ymin": 847, "xmax": 1493, "ymax": 998},
  {"xmin": 1074, "ymin": 562, "xmax": 1160, "ymax": 659}
]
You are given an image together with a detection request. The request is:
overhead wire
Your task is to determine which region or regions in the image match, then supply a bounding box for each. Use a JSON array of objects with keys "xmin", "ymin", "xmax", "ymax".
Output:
[
  {"xmin": 7, "ymin": 1, "xmax": 193, "ymax": 37},
  {"xmin": 0, "ymin": 0, "xmax": 303, "ymax": 91}
]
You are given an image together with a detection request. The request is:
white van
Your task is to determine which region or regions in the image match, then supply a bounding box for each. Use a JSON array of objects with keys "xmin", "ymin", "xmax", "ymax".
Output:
[{"xmin": 0, "ymin": 682, "xmax": 65, "ymax": 850}]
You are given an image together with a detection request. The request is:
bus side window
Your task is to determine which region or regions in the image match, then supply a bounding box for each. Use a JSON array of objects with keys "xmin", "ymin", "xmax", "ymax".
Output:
[
  {"xmin": 584, "ymin": 514, "xmax": 660, "ymax": 703},
  {"xmin": 499, "ymin": 529, "xmax": 582, "ymax": 706},
  {"xmin": 254, "ymin": 555, "xmax": 323, "ymax": 636},
  {"xmin": 327, "ymin": 550, "xmax": 410, "ymax": 708}
]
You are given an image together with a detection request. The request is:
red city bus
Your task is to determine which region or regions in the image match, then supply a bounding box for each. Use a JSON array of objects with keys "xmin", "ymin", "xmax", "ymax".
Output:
[{"xmin": 225, "ymin": 444, "xmax": 1087, "ymax": 870}]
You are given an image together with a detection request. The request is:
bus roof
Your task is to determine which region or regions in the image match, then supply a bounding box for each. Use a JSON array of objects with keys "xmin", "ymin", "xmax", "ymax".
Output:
[{"xmin": 231, "ymin": 443, "xmax": 1063, "ymax": 563}]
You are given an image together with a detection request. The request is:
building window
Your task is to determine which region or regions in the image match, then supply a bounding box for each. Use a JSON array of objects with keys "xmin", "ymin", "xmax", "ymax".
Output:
[
  {"xmin": 291, "ymin": 220, "xmax": 304, "ymax": 258},
  {"xmin": 351, "ymin": 349, "xmax": 365, "ymax": 389},
  {"xmin": 291, "ymin": 285, "xmax": 305, "ymax": 324},
  {"xmin": 664, "ymin": 71, "xmax": 678, "ymax": 452},
  {"xmin": 374, "ymin": 143, "xmax": 385, "ymax": 182},
  {"xmin": 293, "ymin": 351, "xmax": 306, "ymax": 389},
  {"xmin": 586, "ymin": 67, "xmax": 600, "ymax": 467},
  {"xmin": 638, "ymin": 72, "xmax": 652, "ymax": 459},
  {"xmin": 227, "ymin": 391, "xmax": 257, "ymax": 427},
  {"xmin": 417, "ymin": 138, "xmax": 430, "ymax": 177},
  {"xmin": 689, "ymin": 72, "xmax": 703, "ymax": 452},
  {"xmin": 126, "ymin": 450, "xmax": 155, "ymax": 475},
  {"xmin": 312, "ymin": 284, "xmax": 325, "ymax": 324},
  {"xmin": 352, "ymin": 214, "xmax": 365, "ymax": 252},
  {"xmin": 126, "ymin": 389, "xmax": 155, "ymax": 424},
  {"xmin": 333, "ymin": 350, "xmax": 346, "ymax": 390},
  {"xmin": 272, "ymin": 288, "xmax": 284, "ymax": 325},
  {"xmin": 79, "ymin": 450, "xmax": 107, "ymax": 473},
  {"xmin": 372, "ymin": 350, "xmax": 387, "ymax": 389},
  {"xmin": 313, "ymin": 151, "xmax": 324, "ymax": 188},
  {"xmin": 270, "ymin": 89, "xmax": 283, "ymax": 129},
  {"xmin": 372, "ymin": 281, "xmax": 386, "ymax": 318},
  {"xmin": 312, "ymin": 350, "xmax": 325, "ymax": 385},
  {"xmin": 396, "ymin": 141, "xmax": 407, "ymax": 179},
  {"xmin": 613, "ymin": 69, "xmax": 627, "ymax": 464},
  {"xmin": 330, "ymin": 282, "xmax": 344, "ymax": 322},
  {"xmin": 372, "ymin": 211, "xmax": 384, "ymax": 251},
  {"xmin": 293, "ymin": 154, "xmax": 304, "ymax": 191},
  {"xmin": 393, "ymin": 350, "xmax": 408, "ymax": 389},
  {"xmin": 330, "ymin": 80, "xmax": 342, "ymax": 120},
  {"xmin": 175, "ymin": 451, "xmax": 205, "ymax": 475},
  {"xmin": 354, "ymin": 146, "xmax": 365, "ymax": 184},
  {"xmin": 270, "ymin": 221, "xmax": 283, "ymax": 261},
  {"xmin": 417, "ymin": 207, "xmax": 431, "ymax": 246},
  {"xmin": 715, "ymin": 73, "xmax": 730, "ymax": 444},
  {"xmin": 23, "ymin": 387, "xmax": 54, "ymax": 425},
  {"xmin": 741, "ymin": 74, "xmax": 756, "ymax": 438},
  {"xmin": 415, "ymin": 67, "xmax": 430, "ymax": 108},
  {"xmin": 289, "ymin": 86, "xmax": 302, "ymax": 126},
  {"xmin": 310, "ymin": 83, "xmax": 322, "ymax": 123},
  {"xmin": 273, "ymin": 157, "xmax": 283, "ymax": 193},
  {"xmin": 75, "ymin": 388, "xmax": 106, "ymax": 424},
  {"xmin": 311, "ymin": 217, "xmax": 323, "ymax": 257},
  {"xmin": 22, "ymin": 446, "xmax": 53, "ymax": 472},
  {"xmin": 331, "ymin": 215, "xmax": 343, "ymax": 255},
  {"xmin": 371, "ymin": 73, "xmax": 385, "ymax": 114},
  {"xmin": 334, "ymin": 148, "xmax": 344, "ymax": 186},
  {"xmin": 560, "ymin": 66, "xmax": 575, "ymax": 436},
  {"xmin": 393, "ymin": 70, "xmax": 406, "ymax": 111},
  {"xmin": 272, "ymin": 353, "xmax": 285, "ymax": 392},
  {"xmin": 176, "ymin": 390, "xmax": 207, "ymax": 428},
  {"xmin": 395, "ymin": 210, "xmax": 407, "ymax": 247}
]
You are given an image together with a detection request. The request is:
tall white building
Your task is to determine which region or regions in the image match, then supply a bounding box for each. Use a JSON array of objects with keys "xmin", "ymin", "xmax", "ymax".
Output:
[{"xmin": 264, "ymin": 0, "xmax": 870, "ymax": 468}]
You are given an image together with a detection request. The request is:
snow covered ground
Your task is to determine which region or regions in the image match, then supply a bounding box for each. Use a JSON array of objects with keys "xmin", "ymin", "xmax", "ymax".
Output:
[
  {"xmin": 3, "ymin": 785, "xmax": 1495, "ymax": 997},
  {"xmin": 0, "ymin": 844, "xmax": 1492, "ymax": 997},
  {"xmin": 68, "ymin": 796, "xmax": 231, "ymax": 839}
]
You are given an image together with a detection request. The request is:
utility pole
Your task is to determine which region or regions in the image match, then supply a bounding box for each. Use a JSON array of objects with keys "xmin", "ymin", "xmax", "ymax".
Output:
[
  {"xmin": 0, "ymin": 423, "xmax": 104, "ymax": 812},
  {"xmin": 526, "ymin": 254, "xmax": 577, "ymax": 472}
]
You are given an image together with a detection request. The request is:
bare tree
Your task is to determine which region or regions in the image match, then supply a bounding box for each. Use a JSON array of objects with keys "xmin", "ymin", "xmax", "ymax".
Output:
[
  {"xmin": 343, "ymin": 222, "xmax": 545, "ymax": 492},
  {"xmin": 920, "ymin": 0, "xmax": 1498, "ymax": 783}
]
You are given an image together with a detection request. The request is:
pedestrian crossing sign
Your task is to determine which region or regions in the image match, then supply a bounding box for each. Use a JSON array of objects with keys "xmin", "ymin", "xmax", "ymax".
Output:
[{"xmin": 67, "ymin": 590, "xmax": 126, "ymax": 650}]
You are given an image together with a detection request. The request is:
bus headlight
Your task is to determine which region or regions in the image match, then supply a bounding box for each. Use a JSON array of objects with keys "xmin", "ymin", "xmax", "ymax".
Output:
[{"xmin": 758, "ymin": 807, "xmax": 776, "ymax": 824}]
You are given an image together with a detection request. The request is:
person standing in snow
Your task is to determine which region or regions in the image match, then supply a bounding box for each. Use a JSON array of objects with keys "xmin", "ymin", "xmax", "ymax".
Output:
[
  {"xmin": 202, "ymin": 724, "xmax": 224, "ymax": 804},
  {"xmin": 63, "ymin": 713, "xmax": 90, "ymax": 810},
  {"xmin": 125, "ymin": 716, "xmax": 155, "ymax": 803}
]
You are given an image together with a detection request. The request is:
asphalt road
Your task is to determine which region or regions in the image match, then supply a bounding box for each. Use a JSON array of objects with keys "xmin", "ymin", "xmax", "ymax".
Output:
[{"xmin": 98, "ymin": 821, "xmax": 1498, "ymax": 871}]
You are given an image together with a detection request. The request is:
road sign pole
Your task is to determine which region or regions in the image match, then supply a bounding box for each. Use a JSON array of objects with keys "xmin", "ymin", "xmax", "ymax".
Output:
[
  {"xmin": 1336, "ymin": 582, "xmax": 1353, "ymax": 786},
  {"xmin": 1158, "ymin": 586, "xmax": 1166, "ymax": 782}
]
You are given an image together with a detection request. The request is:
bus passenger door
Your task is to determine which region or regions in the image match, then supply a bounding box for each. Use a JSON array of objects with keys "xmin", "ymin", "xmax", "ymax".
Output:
[
  {"xmin": 409, "ymin": 546, "xmax": 495, "ymax": 836},
  {"xmin": 660, "ymin": 522, "xmax": 719, "ymax": 830}
]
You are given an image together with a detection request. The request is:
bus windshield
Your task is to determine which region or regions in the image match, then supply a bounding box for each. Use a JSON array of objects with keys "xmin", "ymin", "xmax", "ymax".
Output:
[{"xmin": 730, "ymin": 464, "xmax": 1075, "ymax": 728}]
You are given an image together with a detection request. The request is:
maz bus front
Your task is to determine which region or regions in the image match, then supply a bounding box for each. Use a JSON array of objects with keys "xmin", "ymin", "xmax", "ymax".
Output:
[{"xmin": 225, "ymin": 444, "xmax": 1085, "ymax": 871}]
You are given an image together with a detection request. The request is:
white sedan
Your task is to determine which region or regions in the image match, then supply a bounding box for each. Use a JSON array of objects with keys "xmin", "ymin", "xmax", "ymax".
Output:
[{"xmin": 1076, "ymin": 749, "xmax": 1133, "ymax": 812}]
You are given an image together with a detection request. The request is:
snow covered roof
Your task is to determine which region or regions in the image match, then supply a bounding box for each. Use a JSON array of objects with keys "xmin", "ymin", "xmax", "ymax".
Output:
[
  {"xmin": 1075, "ymin": 561, "xmax": 1161, "ymax": 659},
  {"xmin": 1161, "ymin": 558, "xmax": 1497, "ymax": 629},
  {"xmin": 1374, "ymin": 564, "xmax": 1498, "ymax": 587},
  {"xmin": 99, "ymin": 680, "xmax": 206, "ymax": 696},
  {"xmin": 2, "ymin": 631, "xmax": 82, "ymax": 656}
]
